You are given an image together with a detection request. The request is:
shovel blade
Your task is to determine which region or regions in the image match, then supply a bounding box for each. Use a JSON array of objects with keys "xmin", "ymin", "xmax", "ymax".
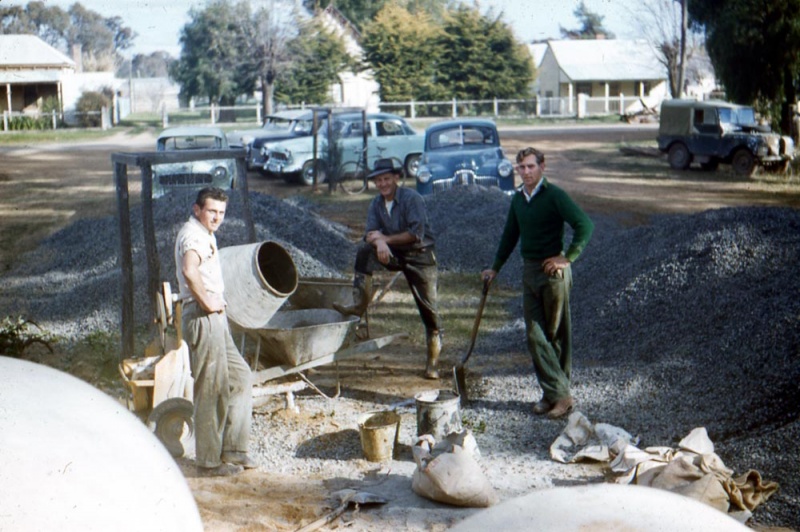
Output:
[{"xmin": 453, "ymin": 364, "xmax": 468, "ymax": 406}]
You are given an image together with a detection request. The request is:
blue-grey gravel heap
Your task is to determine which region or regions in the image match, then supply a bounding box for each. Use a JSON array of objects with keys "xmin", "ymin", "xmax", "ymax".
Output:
[{"xmin": 1, "ymin": 187, "xmax": 797, "ymax": 528}]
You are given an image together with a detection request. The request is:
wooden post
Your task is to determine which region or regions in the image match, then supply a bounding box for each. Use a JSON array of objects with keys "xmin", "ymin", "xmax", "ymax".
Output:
[
  {"xmin": 139, "ymin": 162, "xmax": 161, "ymax": 325},
  {"xmin": 114, "ymin": 161, "xmax": 135, "ymax": 360}
]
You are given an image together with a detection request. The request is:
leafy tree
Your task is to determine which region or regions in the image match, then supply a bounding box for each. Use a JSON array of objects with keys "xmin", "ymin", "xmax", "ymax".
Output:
[
  {"xmin": 244, "ymin": 0, "xmax": 298, "ymax": 116},
  {"xmin": 560, "ymin": 1, "xmax": 615, "ymax": 39},
  {"xmin": 689, "ymin": 0, "xmax": 800, "ymax": 133},
  {"xmin": 301, "ymin": 0, "xmax": 387, "ymax": 30},
  {"xmin": 171, "ymin": 0, "xmax": 257, "ymax": 119},
  {"xmin": 276, "ymin": 17, "xmax": 354, "ymax": 105},
  {"xmin": 75, "ymin": 89, "xmax": 111, "ymax": 127},
  {"xmin": 436, "ymin": 5, "xmax": 534, "ymax": 100},
  {"xmin": 0, "ymin": 1, "xmax": 134, "ymax": 71},
  {"xmin": 361, "ymin": 3, "xmax": 444, "ymax": 102}
]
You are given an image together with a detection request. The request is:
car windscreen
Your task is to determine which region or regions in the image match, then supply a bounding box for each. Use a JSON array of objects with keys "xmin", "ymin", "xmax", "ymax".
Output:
[
  {"xmin": 428, "ymin": 125, "xmax": 497, "ymax": 149},
  {"xmin": 263, "ymin": 117, "xmax": 295, "ymax": 131},
  {"xmin": 718, "ymin": 107, "xmax": 756, "ymax": 126},
  {"xmin": 160, "ymin": 136, "xmax": 223, "ymax": 150}
]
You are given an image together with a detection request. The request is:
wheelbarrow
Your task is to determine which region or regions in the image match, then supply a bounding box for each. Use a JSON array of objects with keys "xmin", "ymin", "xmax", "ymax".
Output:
[{"xmin": 119, "ymin": 282, "xmax": 195, "ymax": 458}]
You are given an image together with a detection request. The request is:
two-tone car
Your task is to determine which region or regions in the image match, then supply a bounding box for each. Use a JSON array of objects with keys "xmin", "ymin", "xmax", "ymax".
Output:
[
  {"xmin": 415, "ymin": 119, "xmax": 515, "ymax": 195},
  {"xmin": 227, "ymin": 109, "xmax": 324, "ymax": 174},
  {"xmin": 152, "ymin": 126, "xmax": 237, "ymax": 198},
  {"xmin": 264, "ymin": 112, "xmax": 424, "ymax": 186}
]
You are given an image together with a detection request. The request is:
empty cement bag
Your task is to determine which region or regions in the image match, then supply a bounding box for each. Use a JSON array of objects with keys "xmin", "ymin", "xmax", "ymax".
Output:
[{"xmin": 411, "ymin": 435, "xmax": 498, "ymax": 508}]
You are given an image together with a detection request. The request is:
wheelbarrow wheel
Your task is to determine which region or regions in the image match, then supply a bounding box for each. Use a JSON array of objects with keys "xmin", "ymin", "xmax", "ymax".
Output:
[{"xmin": 147, "ymin": 397, "xmax": 194, "ymax": 458}]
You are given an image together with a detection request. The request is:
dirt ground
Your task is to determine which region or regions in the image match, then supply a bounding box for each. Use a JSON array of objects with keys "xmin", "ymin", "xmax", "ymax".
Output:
[{"xmin": 2, "ymin": 125, "xmax": 800, "ymax": 530}]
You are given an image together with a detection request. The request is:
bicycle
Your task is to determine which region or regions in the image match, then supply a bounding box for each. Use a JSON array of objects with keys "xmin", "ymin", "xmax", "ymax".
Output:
[{"xmin": 334, "ymin": 146, "xmax": 407, "ymax": 195}]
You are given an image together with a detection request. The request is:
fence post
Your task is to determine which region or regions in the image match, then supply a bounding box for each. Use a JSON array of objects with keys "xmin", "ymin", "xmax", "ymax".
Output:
[
  {"xmin": 101, "ymin": 106, "xmax": 110, "ymax": 130},
  {"xmin": 3, "ymin": 110, "xmax": 7, "ymax": 131},
  {"xmin": 211, "ymin": 103, "xmax": 216, "ymax": 125},
  {"xmin": 256, "ymin": 105, "xmax": 261, "ymax": 125},
  {"xmin": 52, "ymin": 110, "xmax": 57, "ymax": 130},
  {"xmin": 162, "ymin": 104, "xmax": 169, "ymax": 128},
  {"xmin": 619, "ymin": 93, "xmax": 625, "ymax": 116},
  {"xmin": 411, "ymin": 99, "xmax": 416, "ymax": 120},
  {"xmin": 452, "ymin": 97, "xmax": 457, "ymax": 118},
  {"xmin": 493, "ymin": 97, "xmax": 498, "ymax": 117},
  {"xmin": 535, "ymin": 97, "xmax": 541, "ymax": 117}
]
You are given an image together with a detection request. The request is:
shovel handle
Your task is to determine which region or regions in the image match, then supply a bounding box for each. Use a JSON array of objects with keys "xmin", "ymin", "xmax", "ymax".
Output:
[{"xmin": 462, "ymin": 277, "xmax": 491, "ymax": 364}]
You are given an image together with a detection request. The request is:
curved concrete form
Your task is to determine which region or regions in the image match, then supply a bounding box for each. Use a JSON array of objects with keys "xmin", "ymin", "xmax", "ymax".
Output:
[{"xmin": 0, "ymin": 357, "xmax": 203, "ymax": 531}]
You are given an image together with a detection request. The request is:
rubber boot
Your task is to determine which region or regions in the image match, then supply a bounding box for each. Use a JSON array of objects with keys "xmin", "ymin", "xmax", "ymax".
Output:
[
  {"xmin": 424, "ymin": 329, "xmax": 442, "ymax": 379},
  {"xmin": 333, "ymin": 273, "xmax": 372, "ymax": 318}
]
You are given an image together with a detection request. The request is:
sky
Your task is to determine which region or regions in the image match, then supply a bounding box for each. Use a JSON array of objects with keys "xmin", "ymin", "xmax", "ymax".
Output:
[{"xmin": 7, "ymin": 0, "xmax": 645, "ymax": 57}]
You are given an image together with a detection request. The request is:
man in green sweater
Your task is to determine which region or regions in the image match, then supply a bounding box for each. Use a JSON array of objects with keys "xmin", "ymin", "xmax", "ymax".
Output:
[{"xmin": 481, "ymin": 147, "xmax": 594, "ymax": 419}]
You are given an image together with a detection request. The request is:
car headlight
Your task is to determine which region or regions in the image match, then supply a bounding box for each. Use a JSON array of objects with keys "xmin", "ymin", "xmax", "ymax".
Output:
[
  {"xmin": 212, "ymin": 166, "xmax": 228, "ymax": 180},
  {"xmin": 417, "ymin": 165, "xmax": 432, "ymax": 183},
  {"xmin": 498, "ymin": 160, "xmax": 513, "ymax": 178}
]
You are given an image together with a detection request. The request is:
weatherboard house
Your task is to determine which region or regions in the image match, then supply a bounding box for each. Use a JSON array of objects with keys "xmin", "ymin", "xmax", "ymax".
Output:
[
  {"xmin": 536, "ymin": 38, "xmax": 669, "ymax": 115},
  {"xmin": 0, "ymin": 34, "xmax": 118, "ymax": 124}
]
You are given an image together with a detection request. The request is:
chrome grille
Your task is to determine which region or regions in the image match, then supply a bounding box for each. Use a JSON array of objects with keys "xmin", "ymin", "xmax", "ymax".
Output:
[
  {"xmin": 433, "ymin": 172, "xmax": 500, "ymax": 193},
  {"xmin": 158, "ymin": 173, "xmax": 214, "ymax": 186}
]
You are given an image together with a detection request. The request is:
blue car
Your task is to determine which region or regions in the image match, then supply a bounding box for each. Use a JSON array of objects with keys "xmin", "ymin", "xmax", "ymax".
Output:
[{"xmin": 415, "ymin": 119, "xmax": 515, "ymax": 195}]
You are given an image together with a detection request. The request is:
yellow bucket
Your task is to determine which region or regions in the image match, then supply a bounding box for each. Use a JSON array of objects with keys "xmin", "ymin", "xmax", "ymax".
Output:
[{"xmin": 357, "ymin": 410, "xmax": 400, "ymax": 462}]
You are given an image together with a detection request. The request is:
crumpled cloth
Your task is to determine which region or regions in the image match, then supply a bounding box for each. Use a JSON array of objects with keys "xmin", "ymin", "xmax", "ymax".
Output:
[{"xmin": 550, "ymin": 415, "xmax": 779, "ymax": 520}]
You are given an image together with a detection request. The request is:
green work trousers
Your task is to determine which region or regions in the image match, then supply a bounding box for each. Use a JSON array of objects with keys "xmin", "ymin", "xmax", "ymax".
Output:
[
  {"xmin": 522, "ymin": 261, "xmax": 573, "ymax": 403},
  {"xmin": 183, "ymin": 304, "xmax": 252, "ymax": 468}
]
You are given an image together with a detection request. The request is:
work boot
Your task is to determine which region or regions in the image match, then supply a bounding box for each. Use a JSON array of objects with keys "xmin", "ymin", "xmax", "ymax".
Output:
[
  {"xmin": 547, "ymin": 396, "xmax": 575, "ymax": 419},
  {"xmin": 333, "ymin": 273, "xmax": 373, "ymax": 318},
  {"xmin": 532, "ymin": 399, "xmax": 553, "ymax": 415},
  {"xmin": 424, "ymin": 330, "xmax": 442, "ymax": 379},
  {"xmin": 221, "ymin": 451, "xmax": 258, "ymax": 469}
]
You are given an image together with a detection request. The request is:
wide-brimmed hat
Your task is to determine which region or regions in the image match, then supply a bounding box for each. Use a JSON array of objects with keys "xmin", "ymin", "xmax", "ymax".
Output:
[{"xmin": 367, "ymin": 158, "xmax": 402, "ymax": 179}]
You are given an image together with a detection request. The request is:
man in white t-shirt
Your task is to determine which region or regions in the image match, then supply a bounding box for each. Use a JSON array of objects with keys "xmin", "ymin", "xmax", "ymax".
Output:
[{"xmin": 175, "ymin": 187, "xmax": 255, "ymax": 476}]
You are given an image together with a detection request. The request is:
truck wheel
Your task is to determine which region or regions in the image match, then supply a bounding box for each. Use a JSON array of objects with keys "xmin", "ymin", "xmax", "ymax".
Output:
[
  {"xmin": 731, "ymin": 149, "xmax": 756, "ymax": 176},
  {"xmin": 668, "ymin": 143, "xmax": 691, "ymax": 170}
]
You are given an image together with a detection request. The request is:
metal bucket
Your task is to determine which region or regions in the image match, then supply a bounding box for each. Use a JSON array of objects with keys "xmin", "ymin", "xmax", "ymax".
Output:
[
  {"xmin": 358, "ymin": 410, "xmax": 400, "ymax": 462},
  {"xmin": 415, "ymin": 389, "xmax": 462, "ymax": 441},
  {"xmin": 219, "ymin": 241, "xmax": 298, "ymax": 329}
]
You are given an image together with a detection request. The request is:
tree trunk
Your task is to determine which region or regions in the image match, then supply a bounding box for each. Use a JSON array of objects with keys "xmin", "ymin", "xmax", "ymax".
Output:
[
  {"xmin": 261, "ymin": 72, "xmax": 275, "ymax": 116},
  {"xmin": 219, "ymin": 94, "xmax": 237, "ymax": 123},
  {"xmin": 677, "ymin": 0, "xmax": 688, "ymax": 98}
]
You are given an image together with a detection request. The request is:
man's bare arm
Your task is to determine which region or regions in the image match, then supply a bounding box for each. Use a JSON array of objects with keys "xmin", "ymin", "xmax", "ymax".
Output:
[{"xmin": 182, "ymin": 250, "xmax": 225, "ymax": 313}]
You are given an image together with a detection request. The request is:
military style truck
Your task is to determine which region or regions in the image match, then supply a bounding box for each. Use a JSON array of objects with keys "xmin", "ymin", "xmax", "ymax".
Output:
[{"xmin": 657, "ymin": 99, "xmax": 794, "ymax": 176}]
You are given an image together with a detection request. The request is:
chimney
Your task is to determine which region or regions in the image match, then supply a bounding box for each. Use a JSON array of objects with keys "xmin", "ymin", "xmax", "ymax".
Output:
[{"xmin": 71, "ymin": 43, "xmax": 83, "ymax": 72}]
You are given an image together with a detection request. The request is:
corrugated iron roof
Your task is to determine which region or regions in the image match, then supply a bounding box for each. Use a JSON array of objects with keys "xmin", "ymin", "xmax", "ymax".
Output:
[
  {"xmin": 0, "ymin": 35, "xmax": 75, "ymax": 68},
  {"xmin": 548, "ymin": 39, "xmax": 666, "ymax": 81}
]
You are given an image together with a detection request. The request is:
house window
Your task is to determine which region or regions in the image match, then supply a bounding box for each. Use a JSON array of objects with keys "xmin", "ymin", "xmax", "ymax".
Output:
[
  {"xmin": 609, "ymin": 83, "xmax": 621, "ymax": 95},
  {"xmin": 576, "ymin": 82, "xmax": 592, "ymax": 96}
]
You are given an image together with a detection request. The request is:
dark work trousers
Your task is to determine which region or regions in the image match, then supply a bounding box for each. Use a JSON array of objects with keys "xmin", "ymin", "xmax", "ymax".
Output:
[
  {"xmin": 522, "ymin": 261, "xmax": 573, "ymax": 402},
  {"xmin": 182, "ymin": 303, "xmax": 252, "ymax": 469},
  {"xmin": 354, "ymin": 242, "xmax": 441, "ymax": 333}
]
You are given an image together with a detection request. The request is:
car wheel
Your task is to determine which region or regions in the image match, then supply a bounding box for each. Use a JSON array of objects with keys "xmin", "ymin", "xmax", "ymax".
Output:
[
  {"xmin": 299, "ymin": 160, "xmax": 327, "ymax": 186},
  {"xmin": 668, "ymin": 143, "xmax": 691, "ymax": 170},
  {"xmin": 731, "ymin": 149, "xmax": 756, "ymax": 176},
  {"xmin": 404, "ymin": 154, "xmax": 422, "ymax": 178},
  {"xmin": 700, "ymin": 158, "xmax": 719, "ymax": 171}
]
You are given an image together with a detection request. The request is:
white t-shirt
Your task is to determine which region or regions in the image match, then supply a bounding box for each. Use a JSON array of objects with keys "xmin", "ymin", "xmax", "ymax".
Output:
[{"xmin": 174, "ymin": 215, "xmax": 225, "ymax": 302}]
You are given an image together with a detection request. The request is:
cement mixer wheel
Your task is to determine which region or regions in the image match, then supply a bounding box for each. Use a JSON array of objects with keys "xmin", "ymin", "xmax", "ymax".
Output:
[{"xmin": 147, "ymin": 398, "xmax": 194, "ymax": 458}]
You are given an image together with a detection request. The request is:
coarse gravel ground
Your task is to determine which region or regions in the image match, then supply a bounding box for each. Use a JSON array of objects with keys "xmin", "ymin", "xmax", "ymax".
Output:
[{"xmin": 1, "ymin": 186, "xmax": 798, "ymax": 530}]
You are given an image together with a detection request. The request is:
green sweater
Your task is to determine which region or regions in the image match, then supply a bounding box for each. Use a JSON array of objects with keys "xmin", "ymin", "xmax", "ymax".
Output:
[{"xmin": 491, "ymin": 178, "xmax": 594, "ymax": 272}]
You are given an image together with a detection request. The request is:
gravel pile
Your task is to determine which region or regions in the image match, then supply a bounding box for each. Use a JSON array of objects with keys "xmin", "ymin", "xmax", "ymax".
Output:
[{"xmin": 1, "ymin": 187, "xmax": 797, "ymax": 528}]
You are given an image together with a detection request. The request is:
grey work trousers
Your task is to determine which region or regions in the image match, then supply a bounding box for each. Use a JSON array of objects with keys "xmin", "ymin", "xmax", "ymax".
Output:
[
  {"xmin": 522, "ymin": 261, "xmax": 573, "ymax": 403},
  {"xmin": 183, "ymin": 304, "xmax": 252, "ymax": 468}
]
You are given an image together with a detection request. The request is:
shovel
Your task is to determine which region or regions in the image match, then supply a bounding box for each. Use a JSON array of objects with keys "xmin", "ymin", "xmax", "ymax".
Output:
[
  {"xmin": 296, "ymin": 489, "xmax": 388, "ymax": 532},
  {"xmin": 453, "ymin": 277, "xmax": 491, "ymax": 406}
]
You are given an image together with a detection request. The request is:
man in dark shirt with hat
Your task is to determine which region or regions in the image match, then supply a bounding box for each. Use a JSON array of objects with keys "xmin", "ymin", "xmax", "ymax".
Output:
[{"xmin": 335, "ymin": 158, "xmax": 443, "ymax": 379}]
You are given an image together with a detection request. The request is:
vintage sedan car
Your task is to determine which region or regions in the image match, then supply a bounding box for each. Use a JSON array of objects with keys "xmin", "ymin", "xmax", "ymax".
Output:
[
  {"xmin": 152, "ymin": 126, "xmax": 237, "ymax": 198},
  {"xmin": 227, "ymin": 109, "xmax": 323, "ymax": 173},
  {"xmin": 415, "ymin": 119, "xmax": 515, "ymax": 195},
  {"xmin": 264, "ymin": 112, "xmax": 424, "ymax": 186}
]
